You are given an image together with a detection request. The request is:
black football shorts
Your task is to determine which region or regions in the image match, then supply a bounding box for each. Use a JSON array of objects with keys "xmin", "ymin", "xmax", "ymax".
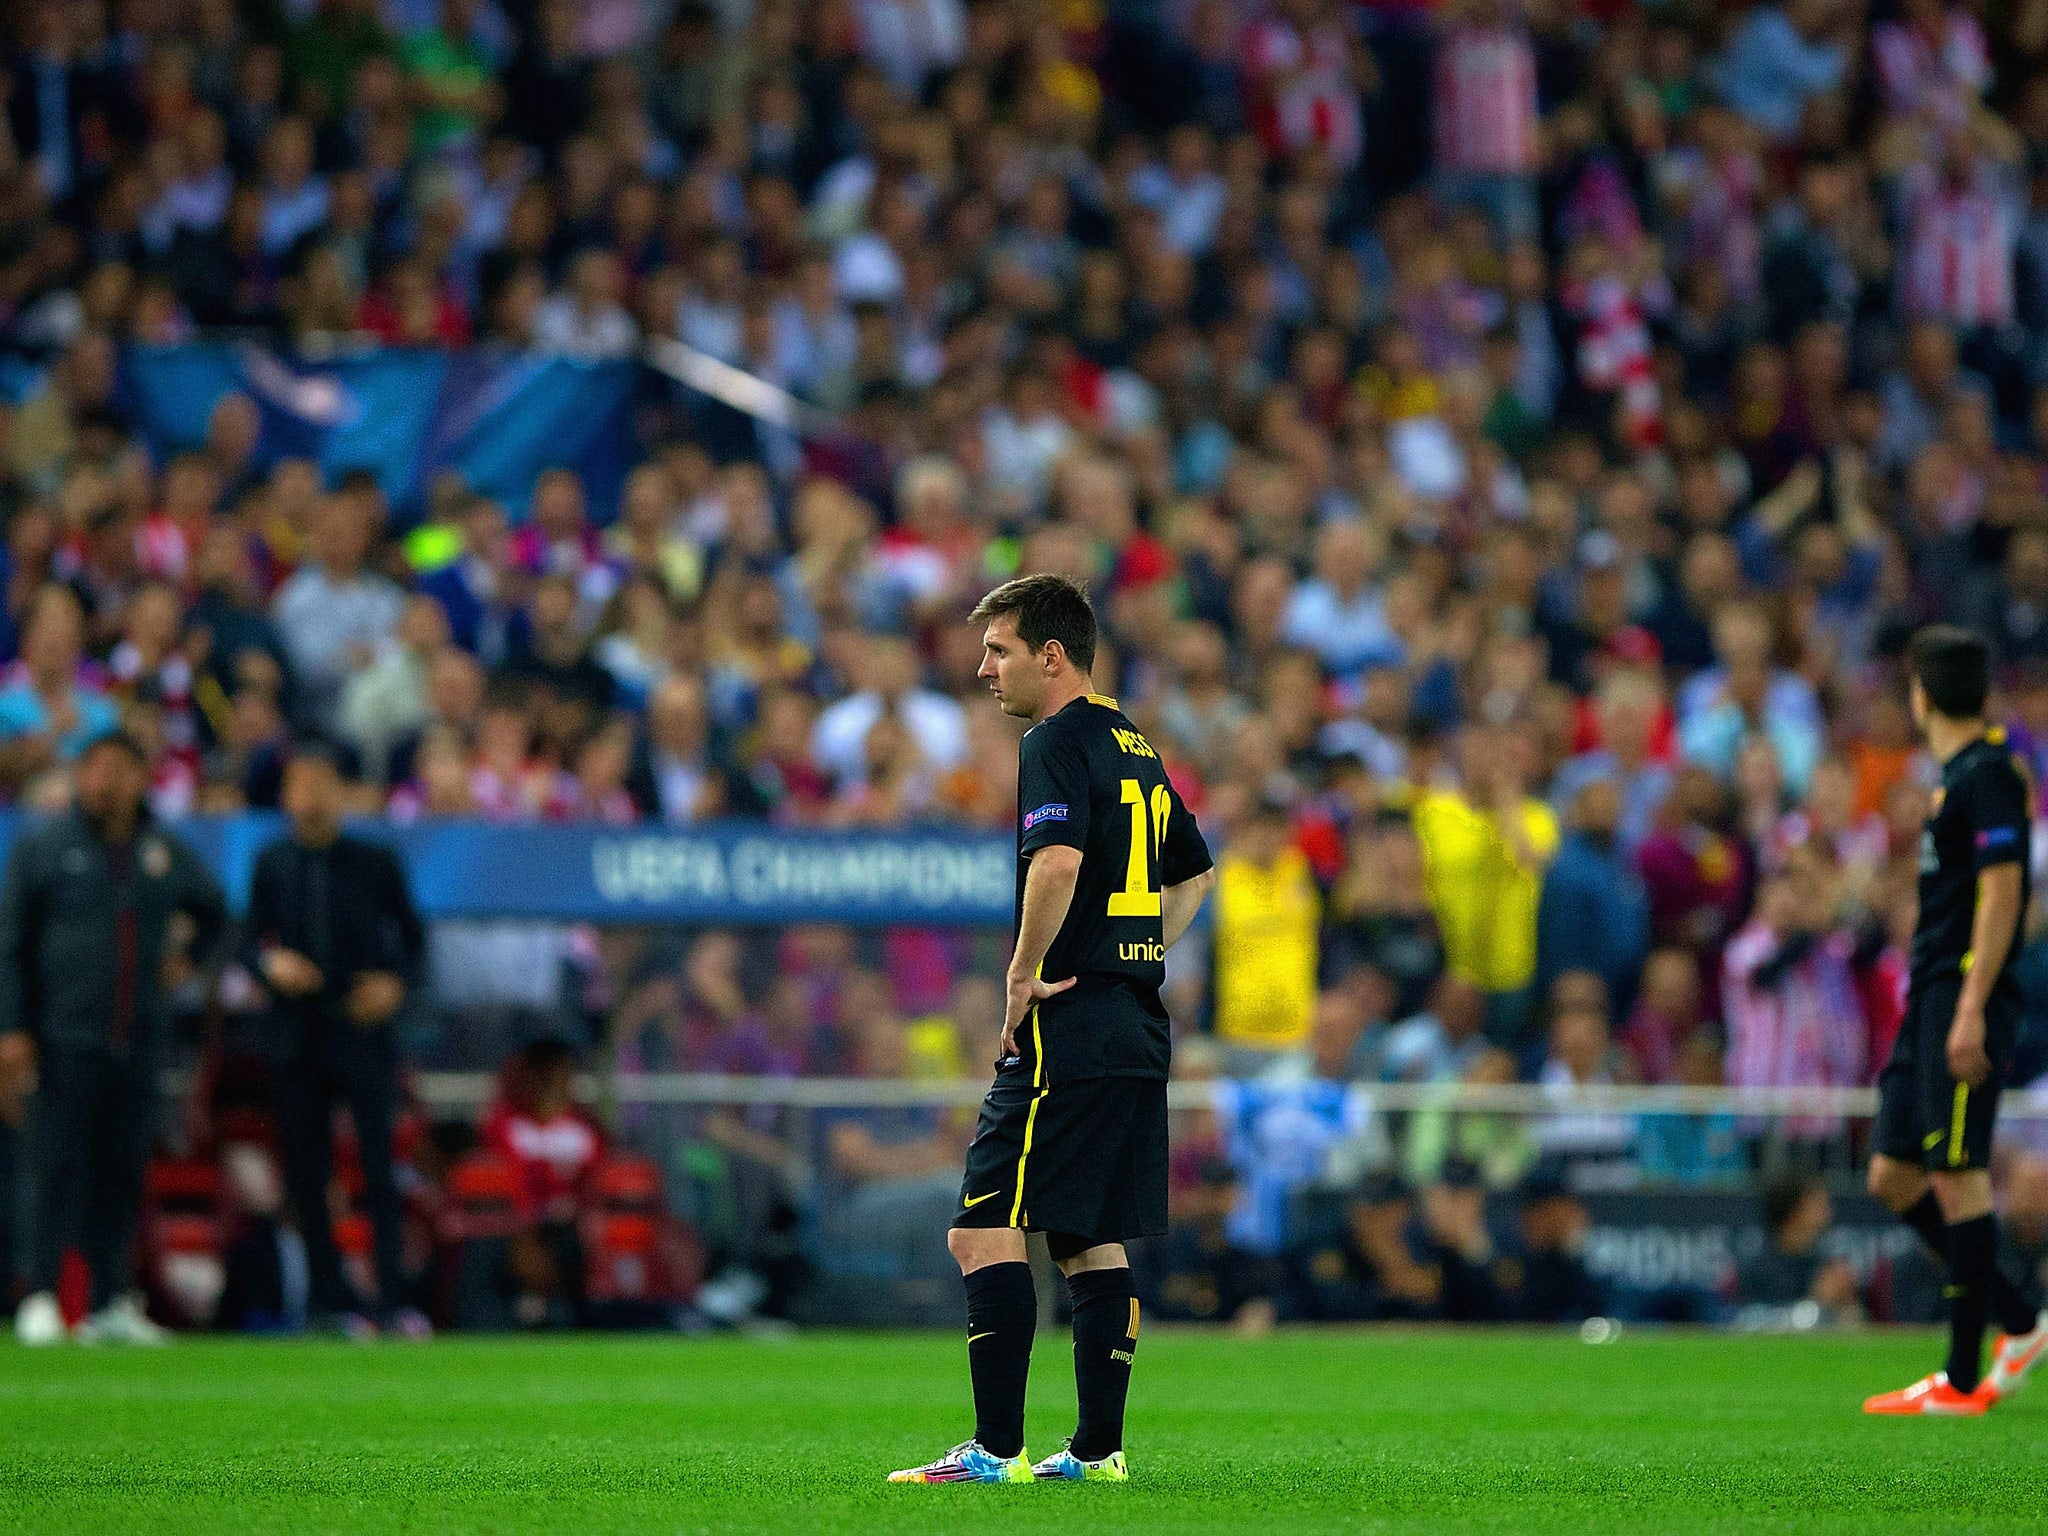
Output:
[
  {"xmin": 1874, "ymin": 975, "xmax": 2014, "ymax": 1173},
  {"xmin": 954, "ymin": 1073, "xmax": 1168, "ymax": 1245}
]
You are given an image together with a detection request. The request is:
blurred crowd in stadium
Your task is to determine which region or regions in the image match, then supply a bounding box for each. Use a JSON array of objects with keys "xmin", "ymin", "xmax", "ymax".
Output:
[{"xmin": 10, "ymin": 0, "xmax": 2048, "ymax": 1330}]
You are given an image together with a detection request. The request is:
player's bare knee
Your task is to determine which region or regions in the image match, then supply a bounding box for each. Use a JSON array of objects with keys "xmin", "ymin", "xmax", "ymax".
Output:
[
  {"xmin": 948, "ymin": 1225, "xmax": 1024, "ymax": 1273},
  {"xmin": 1929, "ymin": 1169, "xmax": 1994, "ymax": 1223},
  {"xmin": 1055, "ymin": 1242, "xmax": 1128, "ymax": 1277}
]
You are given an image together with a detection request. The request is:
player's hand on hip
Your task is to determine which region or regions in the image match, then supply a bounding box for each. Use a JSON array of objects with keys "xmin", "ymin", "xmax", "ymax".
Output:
[
  {"xmin": 1946, "ymin": 1001, "xmax": 1992, "ymax": 1086},
  {"xmin": 1002, "ymin": 970, "xmax": 1075, "ymax": 1057}
]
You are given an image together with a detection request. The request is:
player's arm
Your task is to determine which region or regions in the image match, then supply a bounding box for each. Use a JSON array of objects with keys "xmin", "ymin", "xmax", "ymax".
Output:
[
  {"xmin": 1005, "ymin": 846, "xmax": 1082, "ymax": 1055},
  {"xmin": 1949, "ymin": 766, "xmax": 2029, "ymax": 1085},
  {"xmin": 1162, "ymin": 867, "xmax": 1215, "ymax": 950},
  {"xmin": 1950, "ymin": 863, "xmax": 2023, "ymax": 1085},
  {"xmin": 1006, "ymin": 728, "xmax": 1095, "ymax": 1055},
  {"xmin": 1159, "ymin": 779, "xmax": 1216, "ymax": 952}
]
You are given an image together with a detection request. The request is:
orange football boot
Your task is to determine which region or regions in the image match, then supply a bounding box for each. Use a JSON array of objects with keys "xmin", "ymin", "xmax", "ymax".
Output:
[
  {"xmin": 1862, "ymin": 1371, "xmax": 1994, "ymax": 1416},
  {"xmin": 1987, "ymin": 1312, "xmax": 2048, "ymax": 1401}
]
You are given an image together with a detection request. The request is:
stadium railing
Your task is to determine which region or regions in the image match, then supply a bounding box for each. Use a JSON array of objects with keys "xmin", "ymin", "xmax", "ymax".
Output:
[{"xmin": 405, "ymin": 1077, "xmax": 2048, "ymax": 1117}]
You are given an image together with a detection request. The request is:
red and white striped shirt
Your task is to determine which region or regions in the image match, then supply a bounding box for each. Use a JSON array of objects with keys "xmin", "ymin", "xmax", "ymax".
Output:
[
  {"xmin": 1902, "ymin": 171, "xmax": 2015, "ymax": 328},
  {"xmin": 1434, "ymin": 24, "xmax": 1539, "ymax": 176},
  {"xmin": 1243, "ymin": 12, "xmax": 1363, "ymax": 169},
  {"xmin": 1568, "ymin": 271, "xmax": 1664, "ymax": 449},
  {"xmin": 1871, "ymin": 13, "xmax": 1990, "ymax": 129},
  {"xmin": 1721, "ymin": 921, "xmax": 1869, "ymax": 1141}
]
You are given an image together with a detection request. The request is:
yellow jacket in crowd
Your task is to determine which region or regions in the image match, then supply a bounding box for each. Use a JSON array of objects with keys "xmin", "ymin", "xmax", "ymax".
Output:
[
  {"xmin": 1410, "ymin": 787, "xmax": 1559, "ymax": 994},
  {"xmin": 1212, "ymin": 842, "xmax": 1321, "ymax": 1049}
]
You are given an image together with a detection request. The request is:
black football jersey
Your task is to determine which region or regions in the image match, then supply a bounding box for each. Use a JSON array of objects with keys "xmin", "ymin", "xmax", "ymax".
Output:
[
  {"xmin": 1912, "ymin": 730, "xmax": 2032, "ymax": 990},
  {"xmin": 1011, "ymin": 694, "xmax": 1212, "ymax": 1082}
]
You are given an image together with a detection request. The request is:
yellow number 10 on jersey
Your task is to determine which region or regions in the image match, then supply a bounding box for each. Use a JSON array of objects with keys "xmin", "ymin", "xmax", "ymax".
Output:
[{"xmin": 1108, "ymin": 777, "xmax": 1172, "ymax": 917}]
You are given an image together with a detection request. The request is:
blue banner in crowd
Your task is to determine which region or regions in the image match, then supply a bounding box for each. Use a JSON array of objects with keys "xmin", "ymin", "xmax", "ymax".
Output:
[
  {"xmin": 0, "ymin": 814, "xmax": 1015, "ymax": 926},
  {"xmin": 117, "ymin": 344, "xmax": 639, "ymax": 521}
]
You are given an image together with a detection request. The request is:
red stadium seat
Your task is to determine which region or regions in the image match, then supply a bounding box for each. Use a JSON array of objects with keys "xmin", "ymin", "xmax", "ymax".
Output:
[
  {"xmin": 442, "ymin": 1153, "xmax": 527, "ymax": 1243},
  {"xmin": 588, "ymin": 1155, "xmax": 662, "ymax": 1210},
  {"xmin": 145, "ymin": 1158, "xmax": 224, "ymax": 1211},
  {"xmin": 333, "ymin": 1213, "xmax": 373, "ymax": 1258}
]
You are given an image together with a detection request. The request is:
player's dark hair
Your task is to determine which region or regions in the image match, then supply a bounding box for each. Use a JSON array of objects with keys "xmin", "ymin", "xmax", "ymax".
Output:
[
  {"xmin": 970, "ymin": 573, "xmax": 1097, "ymax": 674},
  {"xmin": 1909, "ymin": 625, "xmax": 1992, "ymax": 718}
]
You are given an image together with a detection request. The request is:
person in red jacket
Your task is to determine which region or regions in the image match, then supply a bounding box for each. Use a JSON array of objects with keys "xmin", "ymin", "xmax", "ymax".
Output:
[
  {"xmin": 482, "ymin": 1039, "xmax": 603, "ymax": 1225},
  {"xmin": 480, "ymin": 1039, "xmax": 603, "ymax": 1324}
]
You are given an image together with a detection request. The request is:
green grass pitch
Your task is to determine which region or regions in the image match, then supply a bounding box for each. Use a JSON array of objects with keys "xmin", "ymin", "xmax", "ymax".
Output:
[{"xmin": 3, "ymin": 1328, "xmax": 2045, "ymax": 1533}]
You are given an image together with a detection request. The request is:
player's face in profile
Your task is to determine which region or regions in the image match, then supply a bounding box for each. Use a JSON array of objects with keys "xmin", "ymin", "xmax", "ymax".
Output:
[
  {"xmin": 977, "ymin": 616, "xmax": 1044, "ymax": 719},
  {"xmin": 1908, "ymin": 676, "xmax": 1929, "ymax": 734}
]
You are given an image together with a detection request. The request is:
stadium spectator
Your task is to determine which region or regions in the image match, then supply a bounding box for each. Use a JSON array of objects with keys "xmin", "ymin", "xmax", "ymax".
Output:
[
  {"xmin": 1382, "ymin": 974, "xmax": 1490, "ymax": 1087},
  {"xmin": 1637, "ymin": 764, "xmax": 1752, "ymax": 987},
  {"xmin": 481, "ymin": 1039, "xmax": 603, "ymax": 1328},
  {"xmin": 815, "ymin": 999, "xmax": 966, "ymax": 1283},
  {"xmin": 1415, "ymin": 1157, "xmax": 1516, "ymax": 1322},
  {"xmin": 1410, "ymin": 716, "xmax": 1559, "ymax": 1050},
  {"xmin": 1720, "ymin": 850, "xmax": 1870, "ymax": 1162},
  {"xmin": 811, "ymin": 633, "xmax": 966, "ymax": 787},
  {"xmin": 245, "ymin": 744, "xmax": 427, "ymax": 1337},
  {"xmin": 1636, "ymin": 1032, "xmax": 1748, "ymax": 1187},
  {"xmin": 1145, "ymin": 1152, "xmax": 1285, "ymax": 1331},
  {"xmin": 628, "ymin": 674, "xmax": 726, "ymax": 824},
  {"xmin": 1210, "ymin": 795, "xmax": 1320, "ymax": 1071},
  {"xmin": 339, "ymin": 594, "xmax": 448, "ymax": 782},
  {"xmin": 1535, "ymin": 773, "xmax": 1653, "ymax": 1019},
  {"xmin": 272, "ymin": 496, "xmax": 406, "ymax": 733},
  {"xmin": 1320, "ymin": 814, "xmax": 1444, "ymax": 1024},
  {"xmin": 1305, "ymin": 1171, "xmax": 1443, "ymax": 1323},
  {"xmin": 1735, "ymin": 1172, "xmax": 1864, "ymax": 1324},
  {"xmin": 1619, "ymin": 948, "xmax": 1707, "ymax": 1087},
  {"xmin": 1532, "ymin": 971, "xmax": 1638, "ymax": 1185},
  {"xmin": 1677, "ymin": 603, "xmax": 1823, "ymax": 797},
  {"xmin": 1404, "ymin": 1043, "xmax": 1537, "ymax": 1192},
  {"xmin": 0, "ymin": 584, "xmax": 119, "ymax": 796},
  {"xmin": 1548, "ymin": 669, "xmax": 1673, "ymax": 855},
  {"xmin": 4, "ymin": 730, "xmax": 227, "ymax": 1346},
  {"xmin": 1506, "ymin": 1160, "xmax": 1608, "ymax": 1323},
  {"xmin": 1715, "ymin": 0, "xmax": 1850, "ymax": 144}
]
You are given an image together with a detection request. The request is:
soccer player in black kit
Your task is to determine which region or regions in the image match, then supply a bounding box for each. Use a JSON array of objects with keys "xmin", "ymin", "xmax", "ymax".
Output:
[
  {"xmin": 1864, "ymin": 627, "xmax": 2048, "ymax": 1414},
  {"xmin": 891, "ymin": 574, "xmax": 1214, "ymax": 1484}
]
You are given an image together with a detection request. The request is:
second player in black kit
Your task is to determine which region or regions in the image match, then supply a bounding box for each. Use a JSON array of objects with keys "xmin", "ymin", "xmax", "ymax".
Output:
[
  {"xmin": 1863, "ymin": 625, "xmax": 2048, "ymax": 1416},
  {"xmin": 954, "ymin": 690, "xmax": 1212, "ymax": 1240}
]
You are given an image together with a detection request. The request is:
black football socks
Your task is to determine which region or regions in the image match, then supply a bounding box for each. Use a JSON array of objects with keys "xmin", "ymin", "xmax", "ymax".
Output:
[
  {"xmin": 964, "ymin": 1261, "xmax": 1036, "ymax": 1459},
  {"xmin": 1944, "ymin": 1213, "xmax": 1998, "ymax": 1393},
  {"xmin": 1898, "ymin": 1192, "xmax": 2037, "ymax": 1336},
  {"xmin": 1067, "ymin": 1267, "xmax": 1139, "ymax": 1462}
]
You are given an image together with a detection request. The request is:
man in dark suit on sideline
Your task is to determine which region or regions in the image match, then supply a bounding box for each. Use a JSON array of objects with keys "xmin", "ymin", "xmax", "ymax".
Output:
[{"xmin": 246, "ymin": 742, "xmax": 427, "ymax": 1336}]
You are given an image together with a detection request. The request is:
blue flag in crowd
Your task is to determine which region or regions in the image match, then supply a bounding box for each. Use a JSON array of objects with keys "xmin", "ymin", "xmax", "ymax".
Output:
[{"xmin": 116, "ymin": 344, "xmax": 638, "ymax": 522}]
